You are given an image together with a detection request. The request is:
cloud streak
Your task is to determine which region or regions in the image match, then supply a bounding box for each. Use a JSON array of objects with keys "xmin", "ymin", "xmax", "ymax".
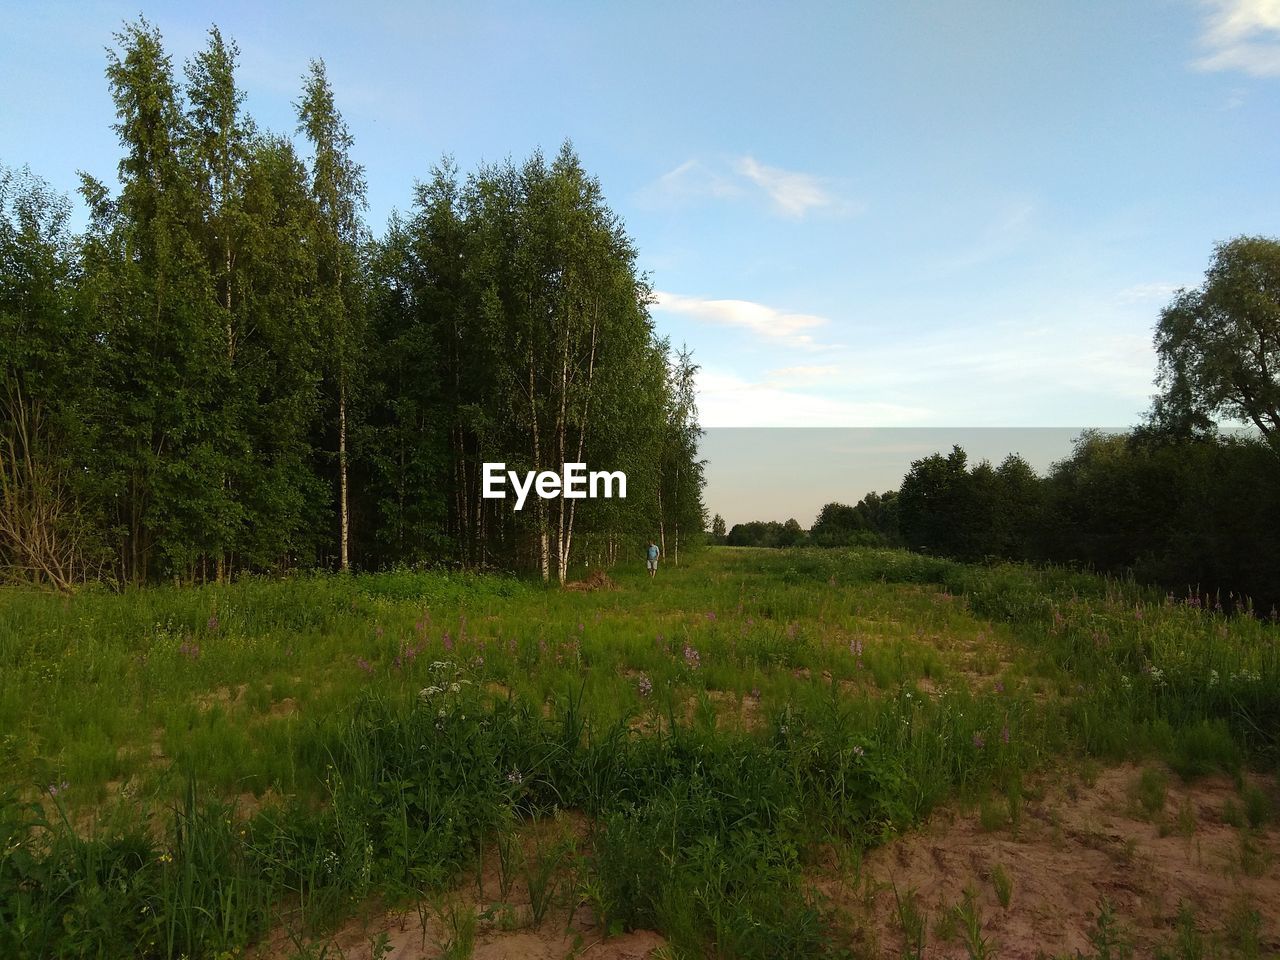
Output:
[
  {"xmin": 642, "ymin": 155, "xmax": 855, "ymax": 219},
  {"xmin": 652, "ymin": 290, "xmax": 838, "ymax": 350},
  {"xmin": 1194, "ymin": 0, "xmax": 1280, "ymax": 76},
  {"xmin": 695, "ymin": 368, "xmax": 933, "ymax": 427}
]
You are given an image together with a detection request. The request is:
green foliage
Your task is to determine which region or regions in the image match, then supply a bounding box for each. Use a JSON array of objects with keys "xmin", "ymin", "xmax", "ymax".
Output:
[
  {"xmin": 1152, "ymin": 235, "xmax": 1280, "ymax": 446},
  {"xmin": 4, "ymin": 19, "xmax": 705, "ymax": 586}
]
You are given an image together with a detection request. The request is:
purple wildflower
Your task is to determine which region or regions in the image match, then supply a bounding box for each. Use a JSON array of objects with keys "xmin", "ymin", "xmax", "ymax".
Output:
[
  {"xmin": 1001, "ymin": 725, "xmax": 1010, "ymax": 745},
  {"xmin": 750, "ymin": 687, "xmax": 761, "ymax": 701},
  {"xmin": 48, "ymin": 780, "xmax": 69, "ymax": 797},
  {"xmin": 442, "ymin": 633, "xmax": 454, "ymax": 652},
  {"xmin": 683, "ymin": 644, "xmax": 701, "ymax": 670},
  {"xmin": 972, "ymin": 733, "xmax": 986, "ymax": 749},
  {"xmin": 356, "ymin": 657, "xmax": 374, "ymax": 675},
  {"xmin": 206, "ymin": 615, "xmax": 219, "ymax": 633},
  {"xmin": 637, "ymin": 673, "xmax": 653, "ymax": 697}
]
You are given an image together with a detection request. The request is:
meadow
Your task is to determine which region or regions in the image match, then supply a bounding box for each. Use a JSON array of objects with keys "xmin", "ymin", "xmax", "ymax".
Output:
[{"xmin": 1, "ymin": 548, "xmax": 1278, "ymax": 959}]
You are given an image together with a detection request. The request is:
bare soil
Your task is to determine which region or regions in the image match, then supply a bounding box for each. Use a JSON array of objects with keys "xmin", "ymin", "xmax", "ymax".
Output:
[{"xmin": 824, "ymin": 763, "xmax": 1280, "ymax": 958}]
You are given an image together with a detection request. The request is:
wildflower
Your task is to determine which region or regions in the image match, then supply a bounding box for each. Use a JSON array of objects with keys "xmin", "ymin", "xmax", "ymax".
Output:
[
  {"xmin": 637, "ymin": 673, "xmax": 653, "ymax": 698},
  {"xmin": 1001, "ymin": 725, "xmax": 1010, "ymax": 745},
  {"xmin": 850, "ymin": 639, "xmax": 863, "ymax": 658},
  {"xmin": 506, "ymin": 769, "xmax": 523, "ymax": 785},
  {"xmin": 852, "ymin": 745, "xmax": 865, "ymax": 758},
  {"xmin": 356, "ymin": 657, "xmax": 374, "ymax": 675},
  {"xmin": 973, "ymin": 733, "xmax": 986, "ymax": 749},
  {"xmin": 1208, "ymin": 669, "xmax": 1219, "ymax": 688},
  {"xmin": 994, "ymin": 680, "xmax": 1005, "ymax": 694},
  {"xmin": 158, "ymin": 851, "xmax": 173, "ymax": 864},
  {"xmin": 750, "ymin": 687, "xmax": 761, "ymax": 701},
  {"xmin": 48, "ymin": 780, "xmax": 69, "ymax": 797},
  {"xmin": 705, "ymin": 611, "xmax": 716, "ymax": 622},
  {"xmin": 578, "ymin": 622, "xmax": 585, "ymax": 633},
  {"xmin": 206, "ymin": 615, "xmax": 219, "ymax": 633},
  {"xmin": 443, "ymin": 633, "xmax": 454, "ymax": 652},
  {"xmin": 683, "ymin": 644, "xmax": 701, "ymax": 670}
]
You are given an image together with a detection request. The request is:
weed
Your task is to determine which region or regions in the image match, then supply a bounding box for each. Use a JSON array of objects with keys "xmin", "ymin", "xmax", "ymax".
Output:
[
  {"xmin": 1086, "ymin": 898, "xmax": 1133, "ymax": 960},
  {"xmin": 1133, "ymin": 766, "xmax": 1168, "ymax": 821},
  {"xmin": 891, "ymin": 882, "xmax": 926, "ymax": 959},
  {"xmin": 432, "ymin": 897, "xmax": 476, "ymax": 960},
  {"xmin": 990, "ymin": 864, "xmax": 1013, "ymax": 909},
  {"xmin": 954, "ymin": 888, "xmax": 993, "ymax": 960},
  {"xmin": 1241, "ymin": 782, "xmax": 1272, "ymax": 828},
  {"xmin": 978, "ymin": 796, "xmax": 1009, "ymax": 832}
]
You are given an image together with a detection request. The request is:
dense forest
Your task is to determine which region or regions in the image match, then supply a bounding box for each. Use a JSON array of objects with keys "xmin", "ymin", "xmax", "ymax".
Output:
[
  {"xmin": 0, "ymin": 20, "xmax": 705, "ymax": 588},
  {"xmin": 723, "ymin": 236, "xmax": 1280, "ymax": 614}
]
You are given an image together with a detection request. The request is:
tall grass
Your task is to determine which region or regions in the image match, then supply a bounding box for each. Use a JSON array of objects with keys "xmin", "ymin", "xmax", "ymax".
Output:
[{"xmin": 2, "ymin": 547, "xmax": 1277, "ymax": 957}]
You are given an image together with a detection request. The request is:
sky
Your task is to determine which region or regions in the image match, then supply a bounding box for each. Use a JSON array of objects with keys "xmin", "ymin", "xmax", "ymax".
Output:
[{"xmin": 3, "ymin": 0, "xmax": 1278, "ymax": 521}]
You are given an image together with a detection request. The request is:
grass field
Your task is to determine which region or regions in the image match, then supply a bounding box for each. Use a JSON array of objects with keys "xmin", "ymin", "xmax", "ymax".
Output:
[{"xmin": 2, "ymin": 547, "xmax": 1278, "ymax": 958}]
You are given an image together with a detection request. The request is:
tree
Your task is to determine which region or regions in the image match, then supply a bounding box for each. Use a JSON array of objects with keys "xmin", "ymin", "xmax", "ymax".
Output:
[
  {"xmin": 0, "ymin": 166, "xmax": 105, "ymax": 586},
  {"xmin": 809, "ymin": 502, "xmax": 865, "ymax": 547},
  {"xmin": 297, "ymin": 59, "xmax": 367, "ymax": 570},
  {"xmin": 710, "ymin": 513, "xmax": 726, "ymax": 543},
  {"xmin": 80, "ymin": 18, "xmax": 225, "ymax": 583},
  {"xmin": 1153, "ymin": 236, "xmax": 1280, "ymax": 447}
]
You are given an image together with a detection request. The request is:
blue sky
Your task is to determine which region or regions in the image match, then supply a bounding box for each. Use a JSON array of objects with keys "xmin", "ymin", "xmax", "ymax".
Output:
[{"xmin": 3, "ymin": 0, "xmax": 1279, "ymax": 433}]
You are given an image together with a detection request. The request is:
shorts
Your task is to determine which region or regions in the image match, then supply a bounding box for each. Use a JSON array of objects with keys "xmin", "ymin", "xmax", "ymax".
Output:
[{"xmin": 647, "ymin": 558, "xmax": 658, "ymax": 571}]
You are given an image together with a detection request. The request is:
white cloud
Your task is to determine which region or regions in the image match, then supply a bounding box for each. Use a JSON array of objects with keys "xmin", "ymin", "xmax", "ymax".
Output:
[
  {"xmin": 734, "ymin": 156, "xmax": 845, "ymax": 218},
  {"xmin": 696, "ymin": 368, "xmax": 934, "ymax": 427},
  {"xmin": 640, "ymin": 156, "xmax": 855, "ymax": 219},
  {"xmin": 1194, "ymin": 0, "xmax": 1280, "ymax": 76},
  {"xmin": 652, "ymin": 290, "xmax": 838, "ymax": 350}
]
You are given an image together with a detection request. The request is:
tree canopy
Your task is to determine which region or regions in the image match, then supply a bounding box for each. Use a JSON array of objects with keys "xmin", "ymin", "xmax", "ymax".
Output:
[{"xmin": 0, "ymin": 19, "xmax": 704, "ymax": 587}]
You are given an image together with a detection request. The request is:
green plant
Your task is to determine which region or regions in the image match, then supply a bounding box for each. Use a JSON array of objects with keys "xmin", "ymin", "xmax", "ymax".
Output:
[
  {"xmin": 433, "ymin": 897, "xmax": 476, "ymax": 960},
  {"xmin": 891, "ymin": 883, "xmax": 926, "ymax": 959},
  {"xmin": 990, "ymin": 864, "xmax": 1013, "ymax": 909},
  {"xmin": 954, "ymin": 888, "xmax": 993, "ymax": 960},
  {"xmin": 1133, "ymin": 767, "xmax": 1168, "ymax": 821},
  {"xmin": 1241, "ymin": 782, "xmax": 1272, "ymax": 829},
  {"xmin": 1086, "ymin": 898, "xmax": 1133, "ymax": 960}
]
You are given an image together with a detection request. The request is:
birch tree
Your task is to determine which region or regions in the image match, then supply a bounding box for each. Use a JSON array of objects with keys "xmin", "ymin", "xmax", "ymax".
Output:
[{"xmin": 297, "ymin": 59, "xmax": 367, "ymax": 571}]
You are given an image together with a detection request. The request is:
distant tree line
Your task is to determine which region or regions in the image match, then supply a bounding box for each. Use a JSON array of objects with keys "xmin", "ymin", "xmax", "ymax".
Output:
[
  {"xmin": 710, "ymin": 236, "xmax": 1280, "ymax": 612},
  {"xmin": 0, "ymin": 19, "xmax": 705, "ymax": 588}
]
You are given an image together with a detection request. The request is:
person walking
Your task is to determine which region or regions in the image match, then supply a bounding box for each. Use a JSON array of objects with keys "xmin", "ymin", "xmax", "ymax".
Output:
[{"xmin": 646, "ymin": 540, "xmax": 660, "ymax": 579}]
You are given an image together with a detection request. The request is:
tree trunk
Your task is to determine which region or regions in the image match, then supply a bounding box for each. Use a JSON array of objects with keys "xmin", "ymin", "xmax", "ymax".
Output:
[{"xmin": 339, "ymin": 376, "xmax": 349, "ymax": 571}]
